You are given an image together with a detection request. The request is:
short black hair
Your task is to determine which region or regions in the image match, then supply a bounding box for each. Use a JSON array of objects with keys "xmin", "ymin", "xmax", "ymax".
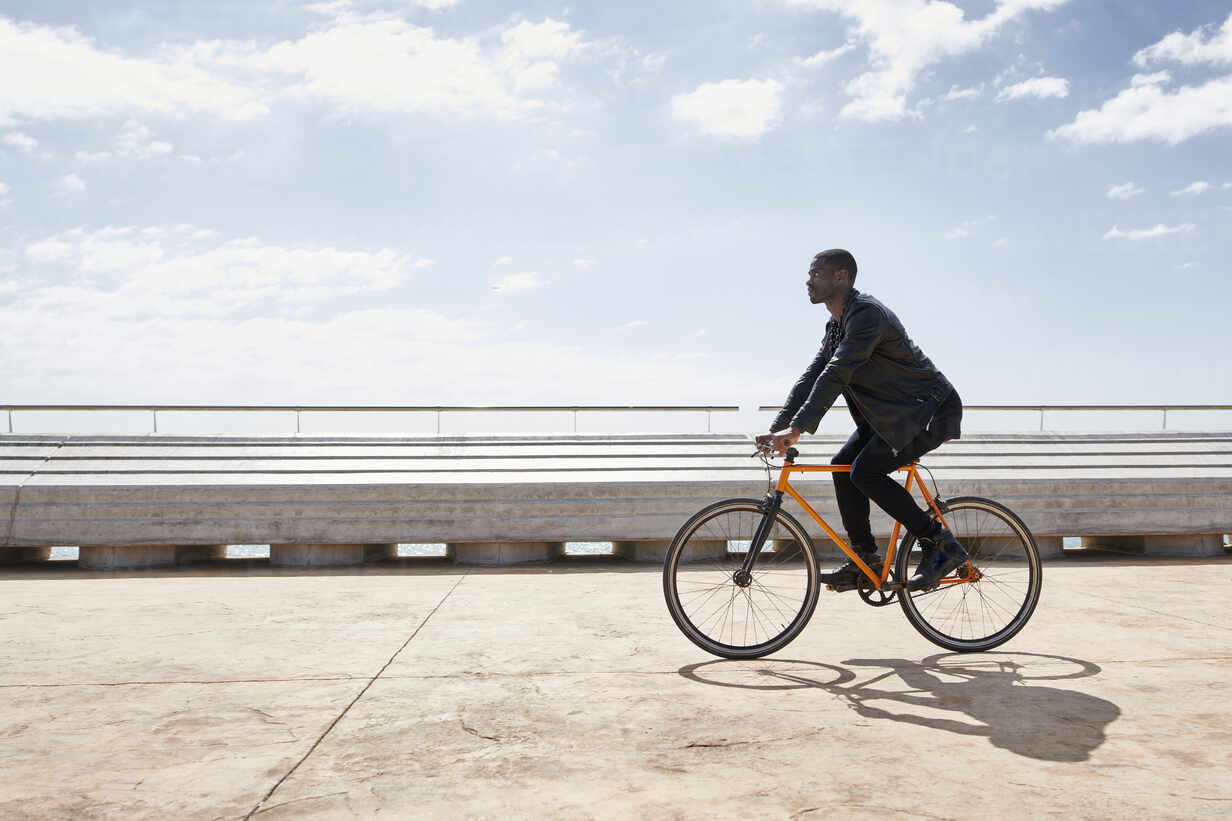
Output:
[{"xmin": 811, "ymin": 249, "xmax": 857, "ymax": 284}]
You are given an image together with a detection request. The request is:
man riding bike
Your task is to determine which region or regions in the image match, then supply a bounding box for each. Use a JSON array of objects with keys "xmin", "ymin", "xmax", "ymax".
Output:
[{"xmin": 755, "ymin": 249, "xmax": 966, "ymax": 592}]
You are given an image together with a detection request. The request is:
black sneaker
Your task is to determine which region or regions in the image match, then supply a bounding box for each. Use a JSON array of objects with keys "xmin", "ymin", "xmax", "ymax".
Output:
[
  {"xmin": 907, "ymin": 529, "xmax": 968, "ymax": 591},
  {"xmin": 820, "ymin": 551, "xmax": 881, "ymax": 592}
]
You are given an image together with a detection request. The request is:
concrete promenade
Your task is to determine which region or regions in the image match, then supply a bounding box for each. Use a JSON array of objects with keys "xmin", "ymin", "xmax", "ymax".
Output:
[{"xmin": 2, "ymin": 557, "xmax": 1230, "ymax": 820}]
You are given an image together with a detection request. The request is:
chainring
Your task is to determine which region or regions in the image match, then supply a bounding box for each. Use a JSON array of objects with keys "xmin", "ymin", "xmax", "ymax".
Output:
[{"xmin": 856, "ymin": 574, "xmax": 899, "ymax": 607}]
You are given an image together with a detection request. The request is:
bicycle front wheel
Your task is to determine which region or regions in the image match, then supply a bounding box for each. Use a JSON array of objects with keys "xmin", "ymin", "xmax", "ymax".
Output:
[
  {"xmin": 663, "ymin": 498, "xmax": 820, "ymax": 659},
  {"xmin": 895, "ymin": 496, "xmax": 1042, "ymax": 653}
]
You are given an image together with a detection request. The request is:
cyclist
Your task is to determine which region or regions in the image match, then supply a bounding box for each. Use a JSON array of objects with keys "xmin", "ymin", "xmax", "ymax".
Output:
[{"xmin": 755, "ymin": 249, "xmax": 966, "ymax": 592}]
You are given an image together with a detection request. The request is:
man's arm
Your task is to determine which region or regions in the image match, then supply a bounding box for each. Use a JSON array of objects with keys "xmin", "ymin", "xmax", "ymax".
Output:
[
  {"xmin": 769, "ymin": 345, "xmax": 830, "ymax": 433},
  {"xmin": 789, "ymin": 304, "xmax": 883, "ymax": 433}
]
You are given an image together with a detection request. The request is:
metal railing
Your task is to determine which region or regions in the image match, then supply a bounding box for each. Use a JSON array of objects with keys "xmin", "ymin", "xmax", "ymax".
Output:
[
  {"xmin": 0, "ymin": 404, "xmax": 739, "ymax": 435},
  {"xmin": 758, "ymin": 403, "xmax": 1232, "ymax": 432},
  {"xmin": 2, "ymin": 403, "xmax": 1229, "ymax": 435}
]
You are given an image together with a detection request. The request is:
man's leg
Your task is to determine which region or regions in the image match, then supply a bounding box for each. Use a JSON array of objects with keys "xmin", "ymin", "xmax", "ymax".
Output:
[
  {"xmin": 830, "ymin": 426, "xmax": 876, "ymax": 551},
  {"xmin": 848, "ymin": 436, "xmax": 936, "ymax": 538},
  {"xmin": 848, "ymin": 434, "xmax": 968, "ymax": 590},
  {"xmin": 819, "ymin": 427, "xmax": 882, "ymax": 590}
]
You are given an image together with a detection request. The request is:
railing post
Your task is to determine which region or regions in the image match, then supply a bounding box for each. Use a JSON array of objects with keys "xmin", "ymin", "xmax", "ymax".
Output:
[
  {"xmin": 706, "ymin": 409, "xmax": 712, "ymax": 433},
  {"xmin": 573, "ymin": 409, "xmax": 578, "ymax": 433},
  {"xmin": 152, "ymin": 409, "xmax": 158, "ymax": 434},
  {"xmin": 6, "ymin": 409, "xmax": 12, "ymax": 433},
  {"xmin": 435, "ymin": 410, "xmax": 441, "ymax": 435},
  {"xmin": 1162, "ymin": 407, "xmax": 1167, "ymax": 430},
  {"xmin": 296, "ymin": 409, "xmax": 301, "ymax": 434},
  {"xmin": 1039, "ymin": 407, "xmax": 1044, "ymax": 432}
]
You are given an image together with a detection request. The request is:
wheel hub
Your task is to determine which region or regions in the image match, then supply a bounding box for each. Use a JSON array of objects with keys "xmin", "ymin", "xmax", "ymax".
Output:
[{"xmin": 732, "ymin": 569, "xmax": 752, "ymax": 588}]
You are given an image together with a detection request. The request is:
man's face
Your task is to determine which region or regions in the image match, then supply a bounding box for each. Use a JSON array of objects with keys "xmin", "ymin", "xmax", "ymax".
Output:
[{"xmin": 805, "ymin": 264, "xmax": 845, "ymax": 304}]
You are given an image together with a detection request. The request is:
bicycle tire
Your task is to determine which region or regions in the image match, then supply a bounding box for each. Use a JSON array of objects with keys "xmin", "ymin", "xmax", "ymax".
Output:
[
  {"xmin": 663, "ymin": 498, "xmax": 820, "ymax": 659},
  {"xmin": 895, "ymin": 496, "xmax": 1042, "ymax": 653}
]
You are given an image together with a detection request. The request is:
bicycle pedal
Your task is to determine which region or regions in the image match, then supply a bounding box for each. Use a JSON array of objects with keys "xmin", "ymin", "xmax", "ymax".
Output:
[{"xmin": 825, "ymin": 583, "xmax": 857, "ymax": 593}]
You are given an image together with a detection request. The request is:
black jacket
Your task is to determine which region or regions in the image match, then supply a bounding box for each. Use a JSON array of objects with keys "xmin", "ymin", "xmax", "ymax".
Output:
[{"xmin": 770, "ymin": 289, "xmax": 960, "ymax": 452}]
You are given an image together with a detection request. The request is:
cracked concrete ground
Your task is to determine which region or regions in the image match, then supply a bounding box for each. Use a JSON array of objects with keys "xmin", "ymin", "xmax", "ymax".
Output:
[{"xmin": 1, "ymin": 556, "xmax": 1230, "ymax": 820}]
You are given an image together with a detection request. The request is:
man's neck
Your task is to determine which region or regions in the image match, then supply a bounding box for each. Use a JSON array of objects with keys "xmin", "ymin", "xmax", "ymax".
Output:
[{"xmin": 825, "ymin": 286, "xmax": 853, "ymax": 321}]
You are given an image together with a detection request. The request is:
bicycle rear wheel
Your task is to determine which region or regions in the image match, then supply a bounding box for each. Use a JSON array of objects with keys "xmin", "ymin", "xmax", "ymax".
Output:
[
  {"xmin": 663, "ymin": 498, "xmax": 820, "ymax": 659},
  {"xmin": 895, "ymin": 496, "xmax": 1042, "ymax": 653}
]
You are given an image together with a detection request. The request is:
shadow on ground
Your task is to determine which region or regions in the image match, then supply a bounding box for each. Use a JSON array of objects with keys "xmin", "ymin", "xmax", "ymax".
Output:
[{"xmin": 679, "ymin": 652, "xmax": 1120, "ymax": 762}]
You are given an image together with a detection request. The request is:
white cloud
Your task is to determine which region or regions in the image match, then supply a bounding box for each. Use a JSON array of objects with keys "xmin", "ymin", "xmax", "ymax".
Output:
[
  {"xmin": 943, "ymin": 84, "xmax": 981, "ymax": 101},
  {"xmin": 1131, "ymin": 71, "xmax": 1171, "ymax": 87},
  {"xmin": 0, "ymin": 181, "xmax": 8, "ymax": 196},
  {"xmin": 0, "ymin": 299, "xmax": 765, "ymax": 406},
  {"xmin": 114, "ymin": 119, "xmax": 173, "ymax": 159},
  {"xmin": 413, "ymin": 258, "xmax": 434, "ymax": 269},
  {"xmin": 995, "ymin": 75, "xmax": 1069, "ymax": 101},
  {"xmin": 1051, "ymin": 15, "xmax": 1232, "ymax": 145},
  {"xmin": 1223, "ymin": 182, "xmax": 1232, "ymax": 190},
  {"xmin": 1132, "ymin": 11, "xmax": 1232, "ymax": 67},
  {"xmin": 1049, "ymin": 73, "xmax": 1232, "ymax": 145},
  {"xmin": 0, "ymin": 13, "xmax": 597, "ymax": 128},
  {"xmin": 20, "ymin": 224, "xmax": 418, "ymax": 316},
  {"xmin": 1106, "ymin": 181, "xmax": 1144, "ymax": 199},
  {"xmin": 59, "ymin": 173, "xmax": 86, "ymax": 192},
  {"xmin": 1170, "ymin": 180, "xmax": 1210, "ymax": 197},
  {"xmin": 992, "ymin": 237, "xmax": 1009, "ymax": 247},
  {"xmin": 573, "ymin": 258, "xmax": 595, "ymax": 270},
  {"xmin": 217, "ymin": 15, "xmax": 592, "ymax": 121},
  {"xmin": 785, "ymin": 0, "xmax": 1069, "ymax": 120},
  {"xmin": 491, "ymin": 271, "xmax": 546, "ymax": 293},
  {"xmin": 2, "ymin": 131, "xmax": 38, "ymax": 151},
  {"xmin": 621, "ymin": 320, "xmax": 648, "ymax": 329},
  {"xmin": 962, "ymin": 123, "xmax": 977, "ymax": 133},
  {"xmin": 0, "ymin": 17, "xmax": 268, "ymax": 126},
  {"xmin": 946, "ymin": 215, "xmax": 995, "ymax": 239},
  {"xmin": 1102, "ymin": 223, "xmax": 1195, "ymax": 240},
  {"xmin": 799, "ymin": 41, "xmax": 856, "ymax": 68},
  {"xmin": 5, "ymin": 224, "xmax": 772, "ymax": 405},
  {"xmin": 493, "ymin": 256, "xmax": 514, "ymax": 266},
  {"xmin": 74, "ymin": 150, "xmax": 112, "ymax": 163},
  {"xmin": 671, "ymin": 78, "xmax": 784, "ymax": 137},
  {"xmin": 180, "ymin": 153, "xmax": 203, "ymax": 166}
]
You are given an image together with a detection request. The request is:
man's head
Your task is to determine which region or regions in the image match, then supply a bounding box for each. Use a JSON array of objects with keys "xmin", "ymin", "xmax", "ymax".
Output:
[{"xmin": 806, "ymin": 248, "xmax": 857, "ymax": 305}]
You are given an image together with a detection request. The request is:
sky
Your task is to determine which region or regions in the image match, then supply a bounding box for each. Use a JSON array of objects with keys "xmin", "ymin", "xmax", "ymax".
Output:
[{"xmin": 1, "ymin": 0, "xmax": 1230, "ymax": 428}]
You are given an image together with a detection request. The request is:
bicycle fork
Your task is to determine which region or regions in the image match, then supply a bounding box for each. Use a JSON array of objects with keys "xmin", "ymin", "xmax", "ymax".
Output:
[{"xmin": 732, "ymin": 490, "xmax": 783, "ymax": 587}]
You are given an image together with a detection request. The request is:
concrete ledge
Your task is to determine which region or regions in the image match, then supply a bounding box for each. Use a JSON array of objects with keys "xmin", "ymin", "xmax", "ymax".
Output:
[
  {"xmin": 614, "ymin": 539, "xmax": 727, "ymax": 563},
  {"xmin": 1080, "ymin": 534, "xmax": 1226, "ymax": 557},
  {"xmin": 1036, "ymin": 536, "xmax": 1064, "ymax": 559},
  {"xmin": 79, "ymin": 545, "xmax": 177, "ymax": 570},
  {"xmin": 451, "ymin": 541, "xmax": 562, "ymax": 565},
  {"xmin": 364, "ymin": 544, "xmax": 399, "ymax": 562},
  {"xmin": 270, "ymin": 543, "xmax": 367, "ymax": 567},
  {"xmin": 175, "ymin": 545, "xmax": 227, "ymax": 564},
  {"xmin": 0, "ymin": 546, "xmax": 51, "ymax": 564}
]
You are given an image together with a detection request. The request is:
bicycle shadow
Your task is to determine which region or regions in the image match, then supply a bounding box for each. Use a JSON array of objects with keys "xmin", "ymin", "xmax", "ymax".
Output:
[{"xmin": 678, "ymin": 652, "xmax": 1120, "ymax": 762}]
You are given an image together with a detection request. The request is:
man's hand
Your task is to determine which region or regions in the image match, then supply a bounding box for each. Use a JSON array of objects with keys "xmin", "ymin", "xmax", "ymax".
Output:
[{"xmin": 755, "ymin": 426, "xmax": 802, "ymax": 456}]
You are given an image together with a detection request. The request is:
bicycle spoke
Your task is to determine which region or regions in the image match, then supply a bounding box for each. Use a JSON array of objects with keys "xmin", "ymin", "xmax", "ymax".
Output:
[
  {"xmin": 898, "ymin": 497, "xmax": 1041, "ymax": 651},
  {"xmin": 666, "ymin": 500, "xmax": 817, "ymax": 657}
]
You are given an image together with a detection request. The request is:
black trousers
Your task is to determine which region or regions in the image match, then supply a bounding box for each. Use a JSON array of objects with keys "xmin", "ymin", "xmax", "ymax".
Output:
[{"xmin": 831, "ymin": 421, "xmax": 948, "ymax": 553}]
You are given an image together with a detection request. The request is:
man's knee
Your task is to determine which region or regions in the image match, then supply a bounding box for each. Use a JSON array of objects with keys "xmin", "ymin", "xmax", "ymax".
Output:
[{"xmin": 848, "ymin": 456, "xmax": 884, "ymax": 493}]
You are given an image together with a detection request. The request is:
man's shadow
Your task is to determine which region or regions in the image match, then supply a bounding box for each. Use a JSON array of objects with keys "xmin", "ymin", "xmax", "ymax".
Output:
[{"xmin": 679, "ymin": 653, "xmax": 1120, "ymax": 762}]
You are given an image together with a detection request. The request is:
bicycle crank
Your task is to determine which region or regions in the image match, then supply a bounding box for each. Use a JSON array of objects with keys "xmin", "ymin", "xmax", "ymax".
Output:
[{"xmin": 856, "ymin": 576, "xmax": 899, "ymax": 607}]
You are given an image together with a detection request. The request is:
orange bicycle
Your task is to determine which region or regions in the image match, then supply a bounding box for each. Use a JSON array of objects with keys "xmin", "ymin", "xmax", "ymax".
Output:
[{"xmin": 663, "ymin": 446, "xmax": 1042, "ymax": 658}]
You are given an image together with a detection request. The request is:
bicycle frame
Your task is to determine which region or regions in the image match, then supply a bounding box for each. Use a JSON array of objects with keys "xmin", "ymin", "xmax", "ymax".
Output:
[{"xmin": 741, "ymin": 451, "xmax": 951, "ymax": 592}]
